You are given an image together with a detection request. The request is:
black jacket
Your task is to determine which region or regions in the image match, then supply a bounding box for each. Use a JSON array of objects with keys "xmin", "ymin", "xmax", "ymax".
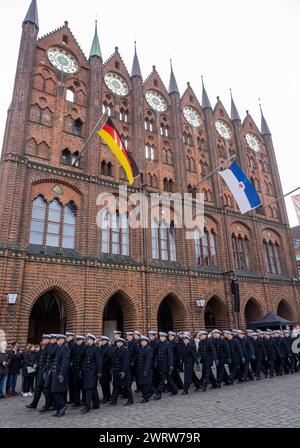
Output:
[
  {"xmin": 7, "ymin": 350, "xmax": 22, "ymax": 374},
  {"xmin": 82, "ymin": 344, "xmax": 102, "ymax": 390},
  {"xmin": 227, "ymin": 338, "xmax": 243, "ymax": 363},
  {"xmin": 22, "ymin": 352, "xmax": 36, "ymax": 376},
  {"xmin": 99, "ymin": 344, "xmax": 113, "ymax": 381},
  {"xmin": 51, "ymin": 344, "xmax": 70, "ymax": 393},
  {"xmin": 155, "ymin": 341, "xmax": 174, "ymax": 373},
  {"xmin": 137, "ymin": 345, "xmax": 153, "ymax": 386},
  {"xmin": 72, "ymin": 343, "xmax": 86, "ymax": 384},
  {"xmin": 111, "ymin": 345, "xmax": 132, "ymax": 387},
  {"xmin": 198, "ymin": 338, "xmax": 217, "ymax": 366}
]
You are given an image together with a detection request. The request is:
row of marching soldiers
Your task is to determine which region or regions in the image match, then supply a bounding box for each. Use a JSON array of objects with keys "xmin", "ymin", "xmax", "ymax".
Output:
[{"xmin": 25, "ymin": 327, "xmax": 300, "ymax": 417}]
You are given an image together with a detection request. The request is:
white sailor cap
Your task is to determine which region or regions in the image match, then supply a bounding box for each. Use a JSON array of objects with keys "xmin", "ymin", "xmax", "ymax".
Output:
[
  {"xmin": 148, "ymin": 330, "xmax": 157, "ymax": 335},
  {"xmin": 246, "ymin": 329, "xmax": 254, "ymax": 333},
  {"xmin": 86, "ymin": 333, "xmax": 96, "ymax": 340},
  {"xmin": 168, "ymin": 331, "xmax": 176, "ymax": 337},
  {"xmin": 100, "ymin": 336, "xmax": 110, "ymax": 341},
  {"xmin": 113, "ymin": 330, "xmax": 122, "ymax": 335},
  {"xmin": 42, "ymin": 334, "xmax": 50, "ymax": 339},
  {"xmin": 65, "ymin": 332, "xmax": 75, "ymax": 337},
  {"xmin": 126, "ymin": 331, "xmax": 134, "ymax": 336},
  {"xmin": 182, "ymin": 332, "xmax": 191, "ymax": 339},
  {"xmin": 76, "ymin": 335, "xmax": 85, "ymax": 340},
  {"xmin": 116, "ymin": 337, "xmax": 125, "ymax": 343},
  {"xmin": 134, "ymin": 331, "xmax": 141, "ymax": 336},
  {"xmin": 212, "ymin": 329, "xmax": 222, "ymax": 334},
  {"xmin": 49, "ymin": 334, "xmax": 57, "ymax": 339},
  {"xmin": 140, "ymin": 336, "xmax": 149, "ymax": 342},
  {"xmin": 56, "ymin": 334, "xmax": 66, "ymax": 340},
  {"xmin": 223, "ymin": 330, "xmax": 232, "ymax": 335},
  {"xmin": 236, "ymin": 330, "xmax": 244, "ymax": 335},
  {"xmin": 159, "ymin": 332, "xmax": 168, "ymax": 337}
]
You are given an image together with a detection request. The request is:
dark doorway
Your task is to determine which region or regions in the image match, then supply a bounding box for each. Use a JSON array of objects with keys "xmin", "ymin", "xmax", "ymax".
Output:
[
  {"xmin": 204, "ymin": 296, "xmax": 227, "ymax": 330},
  {"xmin": 244, "ymin": 298, "xmax": 262, "ymax": 327},
  {"xmin": 277, "ymin": 300, "xmax": 294, "ymax": 321},
  {"xmin": 157, "ymin": 297, "xmax": 174, "ymax": 332},
  {"xmin": 103, "ymin": 293, "xmax": 124, "ymax": 339},
  {"xmin": 28, "ymin": 291, "xmax": 66, "ymax": 344},
  {"xmin": 204, "ymin": 306, "xmax": 216, "ymax": 329}
]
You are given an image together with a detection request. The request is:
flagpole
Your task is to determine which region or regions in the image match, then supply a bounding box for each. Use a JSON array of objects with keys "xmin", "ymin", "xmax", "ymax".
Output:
[
  {"xmin": 193, "ymin": 154, "xmax": 235, "ymax": 189},
  {"xmin": 72, "ymin": 108, "xmax": 108, "ymax": 166},
  {"xmin": 260, "ymin": 186, "xmax": 300, "ymax": 210}
]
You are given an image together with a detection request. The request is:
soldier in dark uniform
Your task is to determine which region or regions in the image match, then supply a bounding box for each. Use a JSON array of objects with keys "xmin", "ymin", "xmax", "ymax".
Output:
[
  {"xmin": 26, "ymin": 334, "xmax": 50, "ymax": 409},
  {"xmin": 133, "ymin": 331, "xmax": 142, "ymax": 392},
  {"xmin": 223, "ymin": 330, "xmax": 242, "ymax": 384},
  {"xmin": 168, "ymin": 331, "xmax": 183, "ymax": 390},
  {"xmin": 237, "ymin": 330, "xmax": 255, "ymax": 381},
  {"xmin": 99, "ymin": 336, "xmax": 113, "ymax": 403},
  {"xmin": 154, "ymin": 332, "xmax": 177, "ymax": 400},
  {"xmin": 251, "ymin": 331, "xmax": 267, "ymax": 380},
  {"xmin": 181, "ymin": 333, "xmax": 199, "ymax": 394},
  {"xmin": 39, "ymin": 334, "xmax": 58, "ymax": 413},
  {"xmin": 81, "ymin": 333, "xmax": 102, "ymax": 413},
  {"xmin": 148, "ymin": 330, "xmax": 159, "ymax": 396},
  {"xmin": 72, "ymin": 335, "xmax": 86, "ymax": 407},
  {"xmin": 66, "ymin": 332, "xmax": 76, "ymax": 404},
  {"xmin": 211, "ymin": 329, "xmax": 231, "ymax": 387},
  {"xmin": 126, "ymin": 332, "xmax": 138, "ymax": 392},
  {"xmin": 280, "ymin": 331, "xmax": 292, "ymax": 374},
  {"xmin": 136, "ymin": 336, "xmax": 153, "ymax": 403},
  {"xmin": 197, "ymin": 331, "xmax": 217, "ymax": 391},
  {"xmin": 272, "ymin": 330, "xmax": 284, "ymax": 376},
  {"xmin": 110, "ymin": 337, "xmax": 133, "ymax": 406},
  {"xmin": 50, "ymin": 335, "xmax": 70, "ymax": 417}
]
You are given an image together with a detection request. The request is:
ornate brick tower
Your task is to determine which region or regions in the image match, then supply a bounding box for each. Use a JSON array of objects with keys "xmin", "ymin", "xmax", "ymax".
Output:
[{"xmin": 0, "ymin": 0, "xmax": 299, "ymax": 344}]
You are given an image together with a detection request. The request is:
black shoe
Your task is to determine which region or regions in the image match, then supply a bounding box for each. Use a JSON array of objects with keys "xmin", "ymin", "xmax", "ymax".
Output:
[
  {"xmin": 52, "ymin": 412, "xmax": 58, "ymax": 417},
  {"xmin": 140, "ymin": 398, "xmax": 149, "ymax": 403},
  {"xmin": 92, "ymin": 405, "xmax": 100, "ymax": 410},
  {"xmin": 57, "ymin": 407, "xmax": 66, "ymax": 417},
  {"xmin": 81, "ymin": 407, "xmax": 90, "ymax": 413},
  {"xmin": 154, "ymin": 394, "xmax": 161, "ymax": 400},
  {"xmin": 169, "ymin": 391, "xmax": 177, "ymax": 396},
  {"xmin": 200, "ymin": 385, "xmax": 207, "ymax": 392},
  {"xmin": 181, "ymin": 390, "xmax": 188, "ymax": 395},
  {"xmin": 72, "ymin": 403, "xmax": 80, "ymax": 408},
  {"xmin": 124, "ymin": 400, "xmax": 133, "ymax": 406},
  {"xmin": 256, "ymin": 377, "xmax": 261, "ymax": 381},
  {"xmin": 26, "ymin": 404, "xmax": 36, "ymax": 409},
  {"xmin": 109, "ymin": 402, "xmax": 117, "ymax": 405},
  {"xmin": 39, "ymin": 407, "xmax": 50, "ymax": 413}
]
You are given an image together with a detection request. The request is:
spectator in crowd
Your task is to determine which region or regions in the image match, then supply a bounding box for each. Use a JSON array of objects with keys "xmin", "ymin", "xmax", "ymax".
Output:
[
  {"xmin": 0, "ymin": 339, "xmax": 9, "ymax": 399},
  {"xmin": 22, "ymin": 344, "xmax": 36, "ymax": 397},
  {"xmin": 6, "ymin": 342, "xmax": 22, "ymax": 397}
]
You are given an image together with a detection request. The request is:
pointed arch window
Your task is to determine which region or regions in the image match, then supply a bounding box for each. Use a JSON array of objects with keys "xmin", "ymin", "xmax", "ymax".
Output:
[
  {"xmin": 169, "ymin": 221, "xmax": 176, "ymax": 261},
  {"xmin": 151, "ymin": 219, "xmax": 159, "ymax": 259},
  {"xmin": 145, "ymin": 144, "xmax": 155, "ymax": 160},
  {"xmin": 263, "ymin": 239, "xmax": 282, "ymax": 274},
  {"xmin": 29, "ymin": 197, "xmax": 76, "ymax": 249},
  {"xmin": 232, "ymin": 233, "xmax": 250, "ymax": 270},
  {"xmin": 66, "ymin": 89, "xmax": 75, "ymax": 103},
  {"xmin": 101, "ymin": 210, "xmax": 129, "ymax": 256},
  {"xmin": 74, "ymin": 118, "xmax": 83, "ymax": 137},
  {"xmin": 151, "ymin": 219, "xmax": 176, "ymax": 261},
  {"xmin": 194, "ymin": 226, "xmax": 217, "ymax": 266}
]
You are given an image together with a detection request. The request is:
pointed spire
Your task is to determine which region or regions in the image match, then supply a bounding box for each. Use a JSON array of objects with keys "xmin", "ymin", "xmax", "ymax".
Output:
[
  {"xmin": 89, "ymin": 20, "xmax": 102, "ymax": 59},
  {"xmin": 259, "ymin": 101, "xmax": 271, "ymax": 135},
  {"xmin": 168, "ymin": 60, "xmax": 179, "ymax": 95},
  {"xmin": 23, "ymin": 0, "xmax": 39, "ymax": 29},
  {"xmin": 230, "ymin": 89, "xmax": 241, "ymax": 121},
  {"xmin": 131, "ymin": 41, "xmax": 142, "ymax": 78},
  {"xmin": 201, "ymin": 76, "xmax": 212, "ymax": 109}
]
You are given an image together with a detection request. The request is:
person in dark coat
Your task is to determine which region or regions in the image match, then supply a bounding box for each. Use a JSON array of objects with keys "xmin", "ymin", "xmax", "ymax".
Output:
[
  {"xmin": 22, "ymin": 344, "xmax": 36, "ymax": 396},
  {"xmin": 222, "ymin": 331, "xmax": 241, "ymax": 384},
  {"xmin": 197, "ymin": 331, "xmax": 217, "ymax": 391},
  {"xmin": 0, "ymin": 339, "xmax": 9, "ymax": 399},
  {"xmin": 81, "ymin": 333, "xmax": 102, "ymax": 413},
  {"xmin": 154, "ymin": 332, "xmax": 177, "ymax": 400},
  {"xmin": 282, "ymin": 330, "xmax": 293, "ymax": 374},
  {"xmin": 66, "ymin": 332, "xmax": 76, "ymax": 404},
  {"xmin": 133, "ymin": 331, "xmax": 142, "ymax": 392},
  {"xmin": 110, "ymin": 337, "xmax": 133, "ymax": 406},
  {"xmin": 168, "ymin": 331, "xmax": 184, "ymax": 390},
  {"xmin": 50, "ymin": 335, "xmax": 70, "ymax": 417},
  {"xmin": 40, "ymin": 334, "xmax": 58, "ymax": 413},
  {"xmin": 99, "ymin": 336, "xmax": 113, "ymax": 403},
  {"xmin": 72, "ymin": 335, "xmax": 86, "ymax": 407},
  {"xmin": 251, "ymin": 332, "xmax": 268, "ymax": 380},
  {"xmin": 148, "ymin": 330, "xmax": 159, "ymax": 395},
  {"xmin": 272, "ymin": 331, "xmax": 284, "ymax": 376},
  {"xmin": 211, "ymin": 329, "xmax": 231, "ymax": 387},
  {"xmin": 126, "ymin": 332, "xmax": 138, "ymax": 392},
  {"xmin": 6, "ymin": 343, "xmax": 22, "ymax": 396},
  {"xmin": 181, "ymin": 334, "xmax": 199, "ymax": 394},
  {"xmin": 237, "ymin": 330, "xmax": 255, "ymax": 381},
  {"xmin": 26, "ymin": 335, "xmax": 50, "ymax": 409},
  {"xmin": 136, "ymin": 336, "xmax": 153, "ymax": 403}
]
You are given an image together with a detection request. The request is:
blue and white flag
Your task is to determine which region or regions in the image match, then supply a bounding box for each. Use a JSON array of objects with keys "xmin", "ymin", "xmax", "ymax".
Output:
[{"xmin": 219, "ymin": 161, "xmax": 261, "ymax": 214}]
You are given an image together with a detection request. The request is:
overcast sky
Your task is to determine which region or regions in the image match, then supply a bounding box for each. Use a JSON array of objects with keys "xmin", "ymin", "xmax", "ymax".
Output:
[{"xmin": 0, "ymin": 0, "xmax": 299, "ymax": 226}]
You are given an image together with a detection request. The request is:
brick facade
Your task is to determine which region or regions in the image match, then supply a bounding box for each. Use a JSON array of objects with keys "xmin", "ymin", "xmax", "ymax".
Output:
[{"xmin": 0, "ymin": 3, "xmax": 299, "ymax": 344}]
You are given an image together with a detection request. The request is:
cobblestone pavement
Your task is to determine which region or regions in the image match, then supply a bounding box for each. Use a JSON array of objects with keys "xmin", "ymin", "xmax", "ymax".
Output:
[{"xmin": 0, "ymin": 373, "xmax": 300, "ymax": 428}]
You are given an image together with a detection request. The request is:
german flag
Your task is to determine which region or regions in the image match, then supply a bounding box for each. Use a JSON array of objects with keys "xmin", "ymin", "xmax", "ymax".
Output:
[{"xmin": 97, "ymin": 117, "xmax": 139, "ymax": 185}]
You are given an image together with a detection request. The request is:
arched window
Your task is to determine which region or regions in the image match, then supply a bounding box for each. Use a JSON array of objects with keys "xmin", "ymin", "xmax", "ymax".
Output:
[
  {"xmin": 194, "ymin": 226, "xmax": 217, "ymax": 266},
  {"xmin": 162, "ymin": 148, "xmax": 167, "ymax": 163},
  {"xmin": 101, "ymin": 210, "xmax": 129, "ymax": 256},
  {"xmin": 61, "ymin": 149, "xmax": 71, "ymax": 165},
  {"xmin": 66, "ymin": 89, "xmax": 75, "ymax": 102},
  {"xmin": 160, "ymin": 123, "xmax": 169, "ymax": 137},
  {"xmin": 101, "ymin": 160, "xmax": 113, "ymax": 176},
  {"xmin": 160, "ymin": 220, "xmax": 168, "ymax": 260},
  {"xmin": 144, "ymin": 118, "xmax": 154, "ymax": 132},
  {"xmin": 145, "ymin": 144, "xmax": 155, "ymax": 160},
  {"xmin": 102, "ymin": 103, "xmax": 111, "ymax": 116},
  {"xmin": 119, "ymin": 108, "xmax": 128, "ymax": 122},
  {"xmin": 232, "ymin": 233, "xmax": 250, "ymax": 270},
  {"xmin": 169, "ymin": 221, "xmax": 176, "ymax": 261},
  {"xmin": 30, "ymin": 197, "xmax": 76, "ymax": 249},
  {"xmin": 167, "ymin": 150, "xmax": 173, "ymax": 165},
  {"xmin": 151, "ymin": 219, "xmax": 159, "ymax": 259},
  {"xmin": 74, "ymin": 118, "xmax": 83, "ymax": 137},
  {"xmin": 263, "ymin": 239, "xmax": 282, "ymax": 274}
]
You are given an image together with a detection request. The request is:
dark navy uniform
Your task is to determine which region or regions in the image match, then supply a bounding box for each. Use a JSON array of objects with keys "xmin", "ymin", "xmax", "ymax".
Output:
[
  {"xmin": 82, "ymin": 343, "xmax": 102, "ymax": 412},
  {"xmin": 50, "ymin": 343, "xmax": 70, "ymax": 416},
  {"xmin": 238, "ymin": 336, "xmax": 255, "ymax": 381},
  {"xmin": 252, "ymin": 336, "xmax": 267, "ymax": 379},
  {"xmin": 212, "ymin": 336, "xmax": 231, "ymax": 386},
  {"xmin": 67, "ymin": 337, "xmax": 76, "ymax": 403},
  {"xmin": 154, "ymin": 340, "xmax": 177, "ymax": 399},
  {"xmin": 41, "ymin": 341, "xmax": 58, "ymax": 411},
  {"xmin": 181, "ymin": 341, "xmax": 199, "ymax": 393},
  {"xmin": 99, "ymin": 343, "xmax": 113, "ymax": 403},
  {"xmin": 27, "ymin": 341, "xmax": 50, "ymax": 409},
  {"xmin": 110, "ymin": 345, "xmax": 133, "ymax": 405},
  {"xmin": 72, "ymin": 342, "xmax": 86, "ymax": 406},
  {"xmin": 198, "ymin": 337, "xmax": 217, "ymax": 391},
  {"xmin": 168, "ymin": 337, "xmax": 184, "ymax": 390},
  {"xmin": 136, "ymin": 344, "xmax": 153, "ymax": 402}
]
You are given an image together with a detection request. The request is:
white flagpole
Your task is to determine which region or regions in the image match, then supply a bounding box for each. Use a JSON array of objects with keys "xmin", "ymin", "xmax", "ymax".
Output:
[
  {"xmin": 72, "ymin": 108, "xmax": 108, "ymax": 166},
  {"xmin": 260, "ymin": 186, "xmax": 300, "ymax": 210}
]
